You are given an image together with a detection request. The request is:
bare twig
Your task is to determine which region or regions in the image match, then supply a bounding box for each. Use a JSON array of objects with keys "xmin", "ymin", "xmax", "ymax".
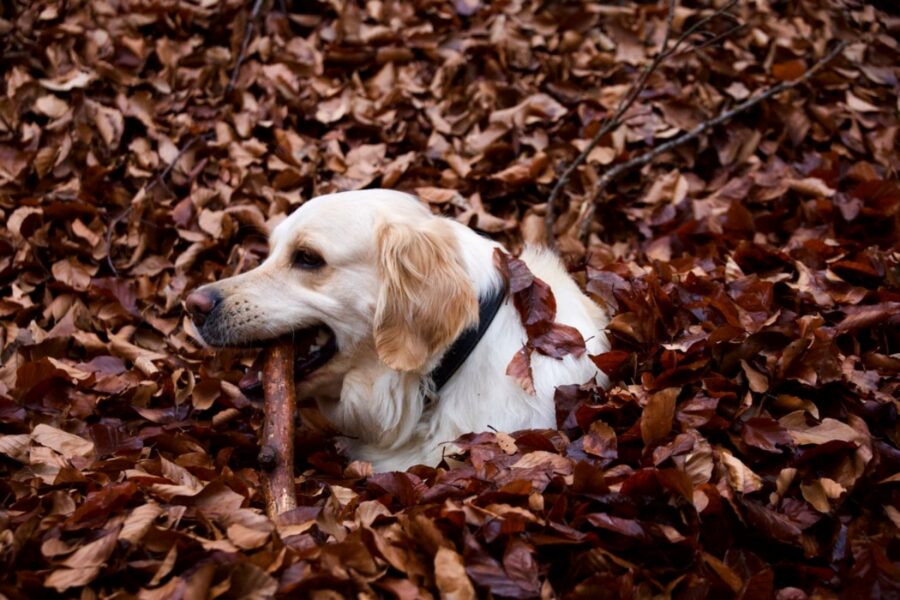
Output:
[
  {"xmin": 104, "ymin": 207, "xmax": 132, "ymax": 277},
  {"xmin": 576, "ymin": 39, "xmax": 850, "ymax": 242},
  {"xmin": 674, "ymin": 22, "xmax": 747, "ymax": 58},
  {"xmin": 148, "ymin": 135, "xmax": 204, "ymax": 194},
  {"xmin": 544, "ymin": 0, "xmax": 739, "ymax": 248},
  {"xmin": 104, "ymin": 134, "xmax": 210, "ymax": 276},
  {"xmin": 259, "ymin": 340, "xmax": 298, "ymax": 518},
  {"xmin": 227, "ymin": 0, "xmax": 267, "ymax": 96}
]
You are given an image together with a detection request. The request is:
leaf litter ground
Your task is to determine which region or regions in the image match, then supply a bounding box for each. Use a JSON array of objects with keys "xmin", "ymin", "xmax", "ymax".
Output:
[{"xmin": 0, "ymin": 0, "xmax": 898, "ymax": 598}]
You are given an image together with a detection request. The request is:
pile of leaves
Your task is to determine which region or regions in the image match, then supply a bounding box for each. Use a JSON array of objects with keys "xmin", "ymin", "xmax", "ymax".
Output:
[{"xmin": 1, "ymin": 0, "xmax": 898, "ymax": 597}]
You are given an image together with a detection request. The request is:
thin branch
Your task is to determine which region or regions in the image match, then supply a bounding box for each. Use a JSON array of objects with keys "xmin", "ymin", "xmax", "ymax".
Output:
[
  {"xmin": 226, "ymin": 0, "xmax": 267, "ymax": 96},
  {"xmin": 150, "ymin": 135, "xmax": 203, "ymax": 194},
  {"xmin": 674, "ymin": 22, "xmax": 747, "ymax": 58},
  {"xmin": 667, "ymin": 0, "xmax": 740, "ymax": 55},
  {"xmin": 576, "ymin": 39, "xmax": 850, "ymax": 242},
  {"xmin": 544, "ymin": 0, "xmax": 738, "ymax": 248},
  {"xmin": 106, "ymin": 0, "xmax": 272, "ymax": 293},
  {"xmin": 104, "ymin": 133, "xmax": 210, "ymax": 276},
  {"xmin": 104, "ymin": 208, "xmax": 131, "ymax": 276}
]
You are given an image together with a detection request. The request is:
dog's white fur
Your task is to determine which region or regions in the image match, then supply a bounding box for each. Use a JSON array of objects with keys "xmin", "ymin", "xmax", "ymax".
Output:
[{"xmin": 193, "ymin": 190, "xmax": 609, "ymax": 471}]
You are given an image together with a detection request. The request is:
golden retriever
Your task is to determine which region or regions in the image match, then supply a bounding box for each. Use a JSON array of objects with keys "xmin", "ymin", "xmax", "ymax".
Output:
[{"xmin": 186, "ymin": 190, "xmax": 608, "ymax": 471}]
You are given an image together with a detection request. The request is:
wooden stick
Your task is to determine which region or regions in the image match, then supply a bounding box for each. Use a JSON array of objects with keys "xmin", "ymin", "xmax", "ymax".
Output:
[{"xmin": 259, "ymin": 340, "xmax": 298, "ymax": 518}]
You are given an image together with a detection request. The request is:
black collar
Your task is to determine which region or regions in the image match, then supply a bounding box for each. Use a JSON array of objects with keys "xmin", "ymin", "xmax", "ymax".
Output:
[{"xmin": 430, "ymin": 286, "xmax": 506, "ymax": 391}]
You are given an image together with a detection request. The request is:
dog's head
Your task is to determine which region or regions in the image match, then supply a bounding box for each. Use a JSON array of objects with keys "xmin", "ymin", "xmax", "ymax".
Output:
[{"xmin": 186, "ymin": 190, "xmax": 479, "ymax": 390}]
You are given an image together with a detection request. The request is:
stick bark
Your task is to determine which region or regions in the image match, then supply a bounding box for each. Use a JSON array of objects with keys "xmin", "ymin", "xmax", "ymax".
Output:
[{"xmin": 259, "ymin": 340, "xmax": 298, "ymax": 518}]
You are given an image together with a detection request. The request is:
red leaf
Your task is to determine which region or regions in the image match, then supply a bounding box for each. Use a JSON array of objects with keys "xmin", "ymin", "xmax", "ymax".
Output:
[
  {"xmin": 586, "ymin": 513, "xmax": 649, "ymax": 541},
  {"xmin": 91, "ymin": 277, "xmax": 139, "ymax": 317},
  {"xmin": 464, "ymin": 533, "xmax": 536, "ymax": 599},
  {"xmin": 368, "ymin": 472, "xmax": 426, "ymax": 506},
  {"xmin": 772, "ymin": 60, "xmax": 806, "ymax": 81},
  {"xmin": 741, "ymin": 417, "xmax": 793, "ymax": 453},
  {"xmin": 741, "ymin": 500, "xmax": 802, "ymax": 545},
  {"xmin": 590, "ymin": 350, "xmax": 632, "ymax": 376},
  {"xmin": 494, "ymin": 249, "xmax": 534, "ymax": 293},
  {"xmin": 582, "ymin": 420, "xmax": 618, "ymax": 461},
  {"xmin": 836, "ymin": 302, "xmax": 900, "ymax": 332},
  {"xmin": 531, "ymin": 322, "xmax": 586, "ymax": 358},
  {"xmin": 514, "ymin": 276, "xmax": 556, "ymax": 327},
  {"xmin": 502, "ymin": 538, "xmax": 541, "ymax": 597},
  {"xmin": 64, "ymin": 482, "xmax": 138, "ymax": 530}
]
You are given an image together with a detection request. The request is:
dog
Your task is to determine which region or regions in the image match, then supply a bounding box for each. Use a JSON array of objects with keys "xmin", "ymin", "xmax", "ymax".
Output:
[{"xmin": 186, "ymin": 189, "xmax": 609, "ymax": 471}]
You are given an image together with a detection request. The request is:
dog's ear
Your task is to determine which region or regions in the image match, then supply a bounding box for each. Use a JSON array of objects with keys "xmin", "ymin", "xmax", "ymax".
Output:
[{"xmin": 374, "ymin": 220, "xmax": 478, "ymax": 372}]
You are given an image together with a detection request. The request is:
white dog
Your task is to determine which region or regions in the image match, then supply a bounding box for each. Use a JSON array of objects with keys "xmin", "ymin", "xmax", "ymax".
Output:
[{"xmin": 186, "ymin": 190, "xmax": 608, "ymax": 471}]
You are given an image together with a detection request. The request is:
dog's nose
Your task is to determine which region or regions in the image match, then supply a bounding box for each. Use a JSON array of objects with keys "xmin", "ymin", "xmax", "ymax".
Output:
[{"xmin": 185, "ymin": 288, "xmax": 222, "ymax": 326}]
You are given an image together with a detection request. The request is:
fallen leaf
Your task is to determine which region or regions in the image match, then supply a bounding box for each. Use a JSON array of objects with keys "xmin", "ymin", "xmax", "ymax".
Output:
[
  {"xmin": 783, "ymin": 417, "xmax": 865, "ymax": 446},
  {"xmin": 641, "ymin": 388, "xmax": 679, "ymax": 446},
  {"xmin": 32, "ymin": 424, "xmax": 95, "ymax": 459},
  {"xmin": 800, "ymin": 477, "xmax": 845, "ymax": 513},
  {"xmin": 435, "ymin": 547, "xmax": 476, "ymax": 600},
  {"xmin": 45, "ymin": 530, "xmax": 118, "ymax": 591},
  {"xmin": 583, "ymin": 420, "xmax": 618, "ymax": 460},
  {"xmin": 719, "ymin": 448, "xmax": 763, "ymax": 494}
]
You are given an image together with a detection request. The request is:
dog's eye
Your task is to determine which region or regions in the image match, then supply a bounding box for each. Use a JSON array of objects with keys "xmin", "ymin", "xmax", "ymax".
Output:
[{"xmin": 292, "ymin": 249, "xmax": 325, "ymax": 270}]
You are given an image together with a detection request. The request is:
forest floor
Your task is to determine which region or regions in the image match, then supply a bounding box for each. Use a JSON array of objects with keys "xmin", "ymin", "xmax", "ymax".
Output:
[{"xmin": 0, "ymin": 0, "xmax": 898, "ymax": 598}]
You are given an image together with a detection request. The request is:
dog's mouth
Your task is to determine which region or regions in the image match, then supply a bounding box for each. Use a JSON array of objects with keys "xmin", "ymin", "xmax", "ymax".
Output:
[
  {"xmin": 290, "ymin": 325, "xmax": 338, "ymax": 379},
  {"xmin": 238, "ymin": 326, "xmax": 338, "ymax": 394}
]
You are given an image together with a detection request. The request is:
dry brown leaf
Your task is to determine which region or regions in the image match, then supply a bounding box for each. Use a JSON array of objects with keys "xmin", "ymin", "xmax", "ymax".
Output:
[
  {"xmin": 495, "ymin": 432, "xmax": 518, "ymax": 455},
  {"xmin": 783, "ymin": 417, "xmax": 865, "ymax": 446},
  {"xmin": 39, "ymin": 69, "xmax": 94, "ymax": 91},
  {"xmin": 0, "ymin": 434, "xmax": 32, "ymax": 462},
  {"xmin": 583, "ymin": 420, "xmax": 618, "ymax": 460},
  {"xmin": 32, "ymin": 424, "xmax": 94, "ymax": 459},
  {"xmin": 119, "ymin": 503, "xmax": 164, "ymax": 545},
  {"xmin": 434, "ymin": 547, "xmax": 476, "ymax": 600},
  {"xmin": 35, "ymin": 95, "xmax": 70, "ymax": 119},
  {"xmin": 740, "ymin": 359, "xmax": 769, "ymax": 393},
  {"xmin": 702, "ymin": 551, "xmax": 744, "ymax": 593},
  {"xmin": 787, "ymin": 177, "xmax": 836, "ymax": 197},
  {"xmin": 800, "ymin": 477, "xmax": 845, "ymax": 513},
  {"xmin": 718, "ymin": 448, "xmax": 763, "ymax": 494},
  {"xmin": 641, "ymin": 387, "xmax": 679, "ymax": 446},
  {"xmin": 51, "ymin": 257, "xmax": 97, "ymax": 291},
  {"xmin": 1, "ymin": 1, "xmax": 896, "ymax": 596},
  {"xmin": 846, "ymin": 90, "xmax": 880, "ymax": 113},
  {"xmin": 511, "ymin": 451, "xmax": 572, "ymax": 473},
  {"xmin": 44, "ymin": 531, "xmax": 118, "ymax": 592}
]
